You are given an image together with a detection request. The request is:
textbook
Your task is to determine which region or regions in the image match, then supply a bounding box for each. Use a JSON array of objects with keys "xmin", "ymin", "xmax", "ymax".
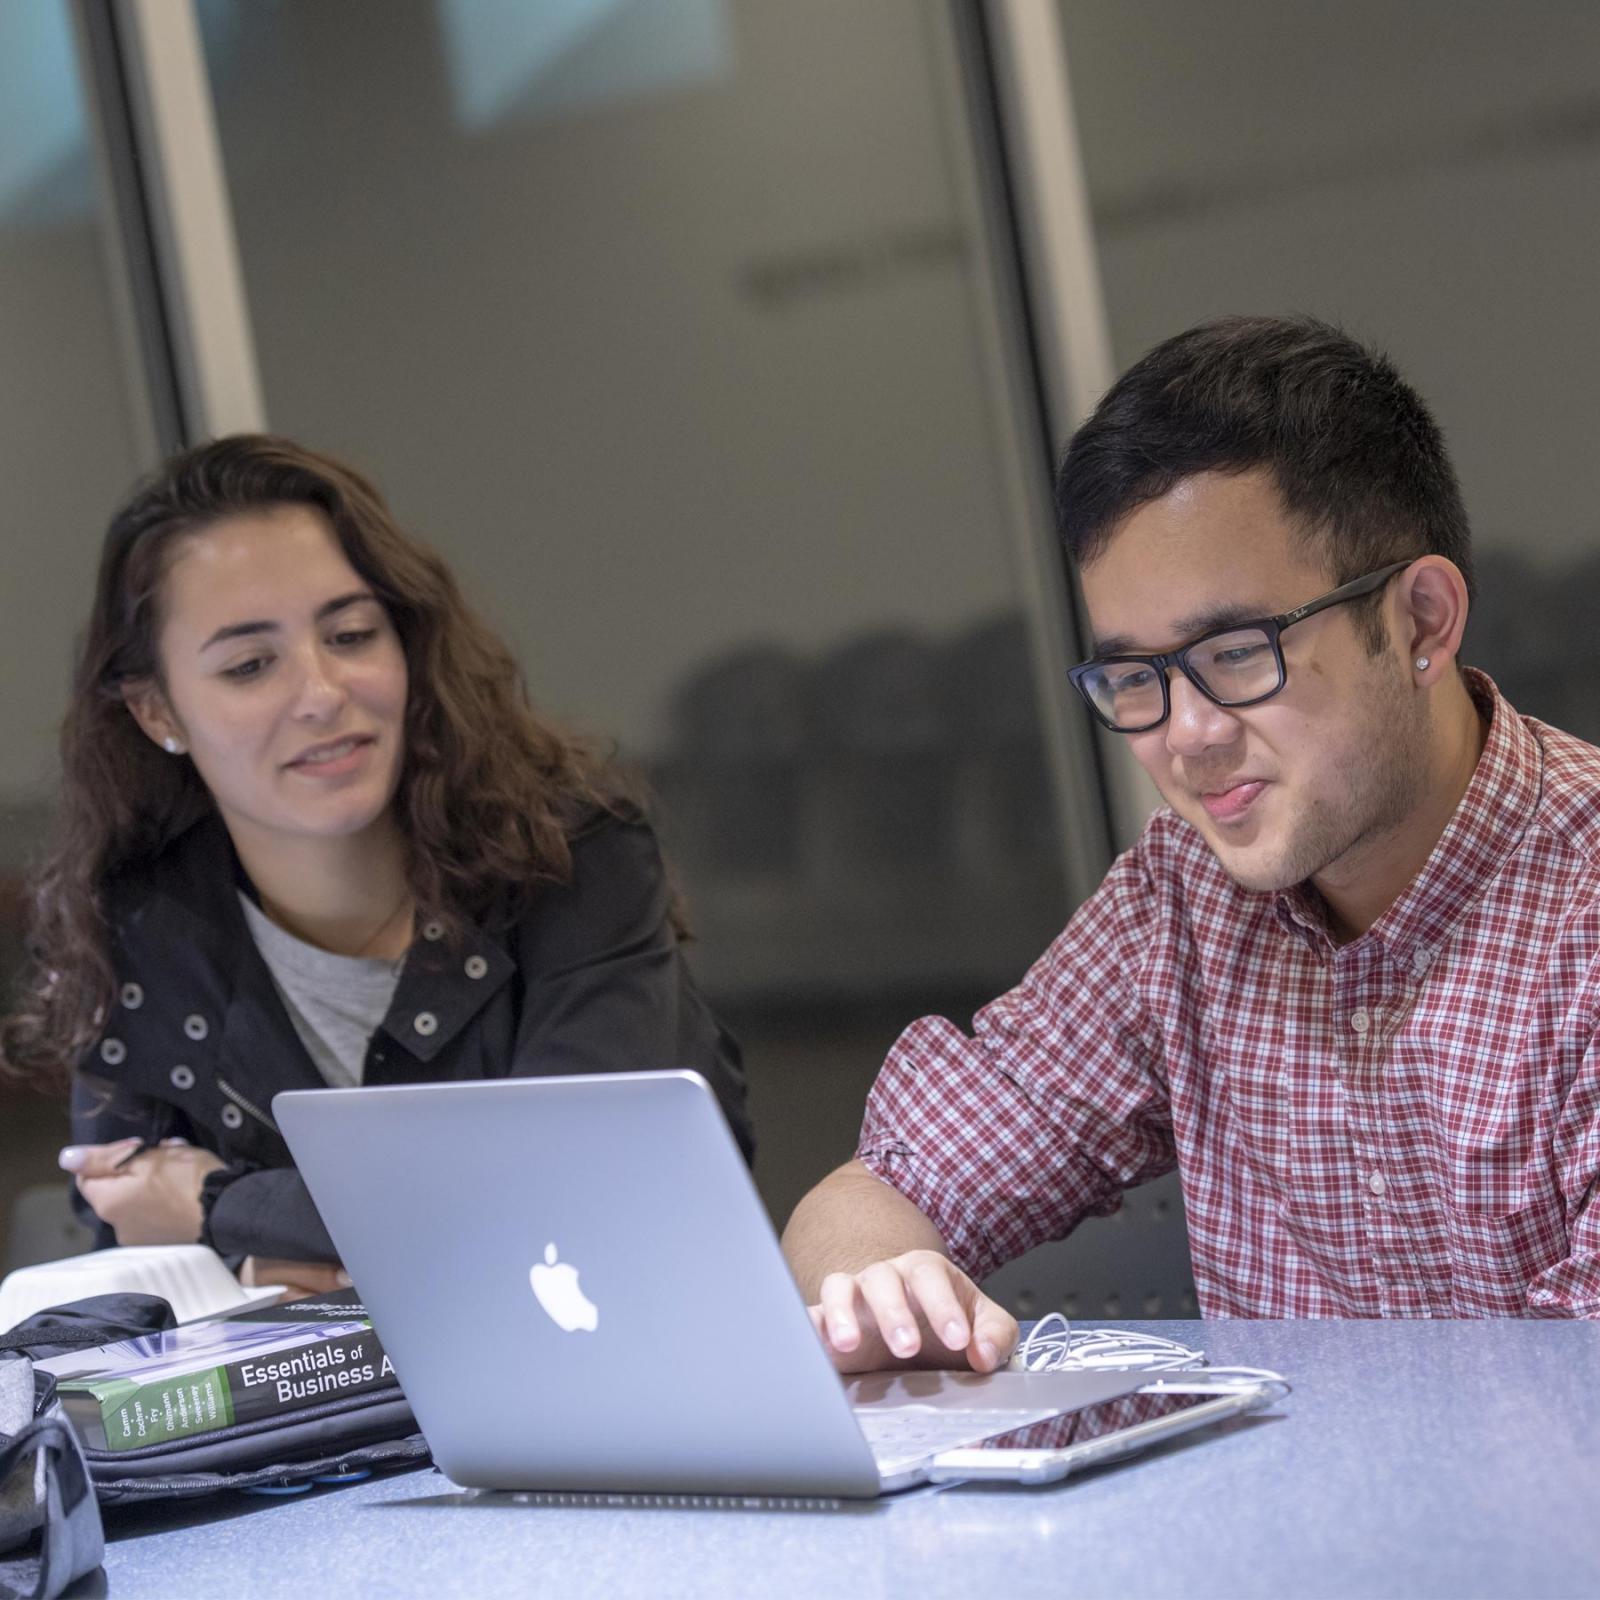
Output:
[{"xmin": 48, "ymin": 1290, "xmax": 401, "ymax": 1453}]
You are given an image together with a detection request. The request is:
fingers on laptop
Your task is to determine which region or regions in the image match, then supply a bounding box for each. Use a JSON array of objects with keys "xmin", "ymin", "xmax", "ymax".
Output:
[
  {"xmin": 814, "ymin": 1278, "xmax": 897, "ymax": 1373},
  {"xmin": 815, "ymin": 1252, "xmax": 1019, "ymax": 1372}
]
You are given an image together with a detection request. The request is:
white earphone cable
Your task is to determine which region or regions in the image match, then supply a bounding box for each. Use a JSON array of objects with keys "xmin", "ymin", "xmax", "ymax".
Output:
[{"xmin": 1009, "ymin": 1312, "xmax": 1289, "ymax": 1399}]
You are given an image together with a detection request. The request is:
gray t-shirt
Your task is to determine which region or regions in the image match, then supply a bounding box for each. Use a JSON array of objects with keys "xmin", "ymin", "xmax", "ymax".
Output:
[{"xmin": 239, "ymin": 893, "xmax": 403, "ymax": 1088}]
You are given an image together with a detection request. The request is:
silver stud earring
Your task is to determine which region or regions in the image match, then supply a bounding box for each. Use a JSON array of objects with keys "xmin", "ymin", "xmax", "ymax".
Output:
[
  {"xmin": 162, "ymin": 737, "xmax": 183, "ymax": 754},
  {"xmin": 1415, "ymin": 657, "xmax": 1430, "ymax": 673}
]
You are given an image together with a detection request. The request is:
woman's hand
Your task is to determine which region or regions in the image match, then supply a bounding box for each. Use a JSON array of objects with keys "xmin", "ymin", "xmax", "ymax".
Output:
[
  {"xmin": 60, "ymin": 1137, "xmax": 224, "ymax": 1246},
  {"xmin": 238, "ymin": 1256, "xmax": 353, "ymax": 1303}
]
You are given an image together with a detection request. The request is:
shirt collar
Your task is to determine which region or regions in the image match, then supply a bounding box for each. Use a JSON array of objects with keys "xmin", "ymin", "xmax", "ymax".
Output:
[{"xmin": 1273, "ymin": 669, "xmax": 1540, "ymax": 968}]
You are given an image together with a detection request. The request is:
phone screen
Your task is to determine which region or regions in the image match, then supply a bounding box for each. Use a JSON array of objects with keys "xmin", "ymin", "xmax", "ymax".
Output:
[{"xmin": 964, "ymin": 1389, "xmax": 1232, "ymax": 1452}]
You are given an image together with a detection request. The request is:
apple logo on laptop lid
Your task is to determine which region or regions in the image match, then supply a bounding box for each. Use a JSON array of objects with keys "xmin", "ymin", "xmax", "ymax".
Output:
[{"xmin": 530, "ymin": 1242, "xmax": 599, "ymax": 1333}]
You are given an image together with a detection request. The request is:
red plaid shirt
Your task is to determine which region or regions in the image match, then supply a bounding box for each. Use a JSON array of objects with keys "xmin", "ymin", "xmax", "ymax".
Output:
[{"xmin": 859, "ymin": 671, "xmax": 1600, "ymax": 1317}]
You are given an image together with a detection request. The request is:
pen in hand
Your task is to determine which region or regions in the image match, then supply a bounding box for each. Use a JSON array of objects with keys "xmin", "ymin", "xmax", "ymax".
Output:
[
  {"xmin": 58, "ymin": 1135, "xmax": 190, "ymax": 1174},
  {"xmin": 111, "ymin": 1138, "xmax": 157, "ymax": 1171}
]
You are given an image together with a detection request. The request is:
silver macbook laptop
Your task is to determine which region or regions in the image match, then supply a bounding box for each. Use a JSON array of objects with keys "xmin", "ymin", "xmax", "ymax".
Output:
[{"xmin": 274, "ymin": 1072, "xmax": 1259, "ymax": 1497}]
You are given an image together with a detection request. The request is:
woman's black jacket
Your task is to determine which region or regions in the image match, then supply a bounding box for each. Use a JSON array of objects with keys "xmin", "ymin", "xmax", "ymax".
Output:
[{"xmin": 71, "ymin": 810, "xmax": 753, "ymax": 1262}]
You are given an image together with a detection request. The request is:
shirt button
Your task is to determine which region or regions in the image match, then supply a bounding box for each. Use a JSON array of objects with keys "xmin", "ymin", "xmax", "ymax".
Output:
[
  {"xmin": 119, "ymin": 982, "xmax": 144, "ymax": 1010},
  {"xmin": 170, "ymin": 1064, "xmax": 195, "ymax": 1090},
  {"xmin": 464, "ymin": 955, "xmax": 488, "ymax": 980},
  {"xmin": 184, "ymin": 1014, "xmax": 209, "ymax": 1042},
  {"xmin": 99, "ymin": 1037, "xmax": 127, "ymax": 1066},
  {"xmin": 1368, "ymin": 1171, "xmax": 1386, "ymax": 1197},
  {"xmin": 413, "ymin": 1011, "xmax": 439, "ymax": 1037},
  {"xmin": 1349, "ymin": 1009, "xmax": 1371, "ymax": 1035},
  {"xmin": 422, "ymin": 921, "xmax": 444, "ymax": 942},
  {"xmin": 220, "ymin": 1104, "xmax": 244, "ymax": 1131},
  {"xmin": 1411, "ymin": 950, "xmax": 1429, "ymax": 976}
]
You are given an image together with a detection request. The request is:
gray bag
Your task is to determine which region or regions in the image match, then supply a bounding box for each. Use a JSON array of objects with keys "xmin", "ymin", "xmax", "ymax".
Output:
[{"xmin": 0, "ymin": 1352, "xmax": 104, "ymax": 1600}]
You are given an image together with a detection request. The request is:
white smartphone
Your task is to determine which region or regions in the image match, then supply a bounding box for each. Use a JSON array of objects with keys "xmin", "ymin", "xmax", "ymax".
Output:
[{"xmin": 926, "ymin": 1382, "xmax": 1276, "ymax": 1485}]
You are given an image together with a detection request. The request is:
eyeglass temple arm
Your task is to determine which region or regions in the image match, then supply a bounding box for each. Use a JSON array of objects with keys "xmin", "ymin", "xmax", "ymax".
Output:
[{"xmin": 1274, "ymin": 559, "xmax": 1412, "ymax": 630}]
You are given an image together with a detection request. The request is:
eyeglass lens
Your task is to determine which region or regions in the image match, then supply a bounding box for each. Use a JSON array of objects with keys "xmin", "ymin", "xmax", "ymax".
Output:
[{"xmin": 1082, "ymin": 626, "xmax": 1283, "ymax": 729}]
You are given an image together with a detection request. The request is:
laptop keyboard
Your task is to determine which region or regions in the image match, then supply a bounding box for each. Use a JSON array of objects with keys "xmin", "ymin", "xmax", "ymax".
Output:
[{"xmin": 854, "ymin": 1408, "xmax": 1029, "ymax": 1473}]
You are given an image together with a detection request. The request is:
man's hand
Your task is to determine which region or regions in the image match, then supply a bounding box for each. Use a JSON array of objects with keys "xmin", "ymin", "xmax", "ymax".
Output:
[
  {"xmin": 238, "ymin": 1256, "xmax": 352, "ymax": 1303},
  {"xmin": 782, "ymin": 1160, "xmax": 1020, "ymax": 1375},
  {"xmin": 62, "ymin": 1137, "xmax": 225, "ymax": 1245},
  {"xmin": 809, "ymin": 1248, "xmax": 1019, "ymax": 1374}
]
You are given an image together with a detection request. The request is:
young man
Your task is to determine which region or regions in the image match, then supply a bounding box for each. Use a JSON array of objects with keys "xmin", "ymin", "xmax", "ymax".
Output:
[{"xmin": 783, "ymin": 315, "xmax": 1600, "ymax": 1370}]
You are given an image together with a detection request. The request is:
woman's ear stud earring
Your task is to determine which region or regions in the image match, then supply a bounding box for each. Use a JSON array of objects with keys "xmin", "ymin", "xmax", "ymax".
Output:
[
  {"xmin": 1415, "ymin": 657, "xmax": 1431, "ymax": 672},
  {"xmin": 162, "ymin": 737, "xmax": 183, "ymax": 754}
]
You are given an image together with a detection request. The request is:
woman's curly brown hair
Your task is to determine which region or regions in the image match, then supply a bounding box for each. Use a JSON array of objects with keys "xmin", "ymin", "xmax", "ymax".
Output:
[{"xmin": 2, "ymin": 435, "xmax": 649, "ymax": 1088}]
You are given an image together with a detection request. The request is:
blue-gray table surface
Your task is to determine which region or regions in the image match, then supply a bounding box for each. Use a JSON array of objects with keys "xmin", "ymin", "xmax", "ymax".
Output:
[{"xmin": 65, "ymin": 1318, "xmax": 1600, "ymax": 1600}]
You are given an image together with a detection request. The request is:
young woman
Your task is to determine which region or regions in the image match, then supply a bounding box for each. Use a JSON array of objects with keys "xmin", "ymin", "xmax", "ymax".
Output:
[{"xmin": 2, "ymin": 436, "xmax": 751, "ymax": 1296}]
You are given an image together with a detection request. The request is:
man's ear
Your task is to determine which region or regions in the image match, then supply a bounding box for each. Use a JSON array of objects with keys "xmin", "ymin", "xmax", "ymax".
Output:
[
  {"xmin": 121, "ymin": 681, "xmax": 186, "ymax": 755},
  {"xmin": 1397, "ymin": 557, "xmax": 1469, "ymax": 682}
]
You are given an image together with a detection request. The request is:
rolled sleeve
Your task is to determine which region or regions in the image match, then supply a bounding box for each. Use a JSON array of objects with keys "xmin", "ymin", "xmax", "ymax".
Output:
[
  {"xmin": 857, "ymin": 843, "xmax": 1177, "ymax": 1282},
  {"xmin": 1524, "ymin": 1030, "xmax": 1600, "ymax": 1317}
]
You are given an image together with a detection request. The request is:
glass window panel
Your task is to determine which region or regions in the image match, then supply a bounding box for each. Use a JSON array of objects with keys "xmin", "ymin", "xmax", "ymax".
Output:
[
  {"xmin": 0, "ymin": 0, "xmax": 154, "ymax": 1267},
  {"xmin": 198, "ymin": 0, "xmax": 1094, "ymax": 1225}
]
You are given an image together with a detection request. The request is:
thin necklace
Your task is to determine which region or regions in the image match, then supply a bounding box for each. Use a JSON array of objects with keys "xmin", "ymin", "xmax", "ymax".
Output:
[
  {"xmin": 352, "ymin": 889, "xmax": 414, "ymax": 960},
  {"xmin": 260, "ymin": 886, "xmax": 413, "ymax": 960}
]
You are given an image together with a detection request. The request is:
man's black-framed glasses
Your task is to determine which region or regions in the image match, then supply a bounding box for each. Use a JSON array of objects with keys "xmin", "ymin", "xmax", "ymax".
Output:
[{"xmin": 1068, "ymin": 560, "xmax": 1413, "ymax": 733}]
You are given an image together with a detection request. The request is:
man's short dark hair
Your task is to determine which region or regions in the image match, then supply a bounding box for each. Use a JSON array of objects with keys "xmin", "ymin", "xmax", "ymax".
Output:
[{"xmin": 1055, "ymin": 316, "xmax": 1475, "ymax": 639}]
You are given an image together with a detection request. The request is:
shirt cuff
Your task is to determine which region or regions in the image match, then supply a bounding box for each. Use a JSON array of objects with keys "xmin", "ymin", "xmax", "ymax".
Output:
[
  {"xmin": 855, "ymin": 1138, "xmax": 1004, "ymax": 1282},
  {"xmin": 197, "ymin": 1162, "xmax": 250, "ymax": 1256}
]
